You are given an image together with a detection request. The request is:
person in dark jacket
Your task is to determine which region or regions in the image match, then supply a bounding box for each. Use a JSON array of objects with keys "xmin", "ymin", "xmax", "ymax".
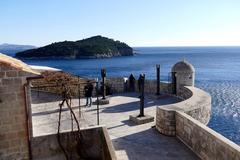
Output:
[{"xmin": 84, "ymin": 81, "xmax": 93, "ymax": 107}]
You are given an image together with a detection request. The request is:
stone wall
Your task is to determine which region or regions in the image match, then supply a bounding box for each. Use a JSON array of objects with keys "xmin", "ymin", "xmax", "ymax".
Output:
[
  {"xmin": 176, "ymin": 111, "xmax": 240, "ymax": 160},
  {"xmin": 106, "ymin": 77, "xmax": 172, "ymax": 94},
  {"xmin": 143, "ymin": 80, "xmax": 172, "ymax": 94},
  {"xmin": 155, "ymin": 85, "xmax": 240, "ymax": 159},
  {"xmin": 156, "ymin": 86, "xmax": 211, "ymax": 136},
  {"xmin": 31, "ymin": 126, "xmax": 116, "ymax": 160},
  {"xmin": 107, "ymin": 77, "xmax": 125, "ymax": 93},
  {"xmin": 156, "ymin": 109, "xmax": 176, "ymax": 136},
  {"xmin": 176, "ymin": 86, "xmax": 193, "ymax": 100},
  {"xmin": 0, "ymin": 63, "xmax": 36, "ymax": 159}
]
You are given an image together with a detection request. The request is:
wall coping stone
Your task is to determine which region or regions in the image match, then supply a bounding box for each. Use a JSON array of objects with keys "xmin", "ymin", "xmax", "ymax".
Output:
[{"xmin": 159, "ymin": 86, "xmax": 211, "ymax": 112}]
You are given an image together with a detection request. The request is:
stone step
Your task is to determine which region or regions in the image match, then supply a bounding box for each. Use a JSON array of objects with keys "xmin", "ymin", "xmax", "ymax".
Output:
[{"xmin": 115, "ymin": 150, "xmax": 129, "ymax": 160}]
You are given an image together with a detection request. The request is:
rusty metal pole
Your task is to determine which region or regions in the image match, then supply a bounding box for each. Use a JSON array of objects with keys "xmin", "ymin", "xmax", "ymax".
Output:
[
  {"xmin": 96, "ymin": 80, "xmax": 100, "ymax": 125},
  {"xmin": 156, "ymin": 64, "xmax": 160, "ymax": 95},
  {"xmin": 172, "ymin": 72, "xmax": 177, "ymax": 95},
  {"xmin": 78, "ymin": 76, "xmax": 81, "ymax": 119},
  {"xmin": 37, "ymin": 85, "xmax": 39, "ymax": 97},
  {"xmin": 139, "ymin": 74, "xmax": 145, "ymax": 117},
  {"xmin": 101, "ymin": 68, "xmax": 106, "ymax": 99}
]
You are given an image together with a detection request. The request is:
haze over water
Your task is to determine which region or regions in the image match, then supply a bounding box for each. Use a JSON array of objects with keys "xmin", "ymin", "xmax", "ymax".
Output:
[{"xmin": 22, "ymin": 46, "xmax": 240, "ymax": 144}]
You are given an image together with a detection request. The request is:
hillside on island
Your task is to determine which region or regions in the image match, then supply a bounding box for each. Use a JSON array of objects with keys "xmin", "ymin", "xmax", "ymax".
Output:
[{"xmin": 15, "ymin": 36, "xmax": 133, "ymax": 59}]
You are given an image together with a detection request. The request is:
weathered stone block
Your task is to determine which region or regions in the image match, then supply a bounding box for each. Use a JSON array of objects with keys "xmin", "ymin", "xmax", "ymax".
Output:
[
  {"xmin": 0, "ymin": 64, "xmax": 14, "ymax": 71},
  {"xmin": 6, "ymin": 71, "xmax": 18, "ymax": 77},
  {"xmin": 129, "ymin": 114, "xmax": 154, "ymax": 125},
  {"xmin": 93, "ymin": 98, "xmax": 110, "ymax": 105},
  {"xmin": 2, "ymin": 78, "xmax": 23, "ymax": 86},
  {"xmin": 0, "ymin": 72, "xmax": 6, "ymax": 78},
  {"xmin": 18, "ymin": 70, "xmax": 33, "ymax": 77}
]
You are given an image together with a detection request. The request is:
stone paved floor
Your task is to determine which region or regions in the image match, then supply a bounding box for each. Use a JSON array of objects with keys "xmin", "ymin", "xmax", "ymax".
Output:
[{"xmin": 31, "ymin": 91, "xmax": 200, "ymax": 160}]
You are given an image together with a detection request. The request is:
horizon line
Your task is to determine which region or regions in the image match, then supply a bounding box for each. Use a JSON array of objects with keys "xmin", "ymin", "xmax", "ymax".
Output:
[
  {"xmin": 1, "ymin": 42, "xmax": 240, "ymax": 48},
  {"xmin": 132, "ymin": 45, "xmax": 240, "ymax": 48}
]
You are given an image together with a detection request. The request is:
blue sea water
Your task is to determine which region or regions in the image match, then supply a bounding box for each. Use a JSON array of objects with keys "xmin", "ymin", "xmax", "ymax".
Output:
[{"xmin": 20, "ymin": 47, "xmax": 240, "ymax": 144}]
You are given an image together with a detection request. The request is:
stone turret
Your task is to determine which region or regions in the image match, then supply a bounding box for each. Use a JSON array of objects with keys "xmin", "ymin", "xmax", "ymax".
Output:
[{"xmin": 171, "ymin": 60, "xmax": 195, "ymax": 93}]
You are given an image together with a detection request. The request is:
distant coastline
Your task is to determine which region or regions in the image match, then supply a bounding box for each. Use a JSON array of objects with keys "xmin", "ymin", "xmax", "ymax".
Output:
[{"xmin": 0, "ymin": 43, "xmax": 36, "ymax": 56}]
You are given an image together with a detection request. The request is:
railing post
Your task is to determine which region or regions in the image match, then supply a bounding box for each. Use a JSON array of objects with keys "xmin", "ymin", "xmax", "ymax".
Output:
[
  {"xmin": 138, "ymin": 74, "xmax": 145, "ymax": 117},
  {"xmin": 37, "ymin": 85, "xmax": 39, "ymax": 97},
  {"xmin": 96, "ymin": 80, "xmax": 100, "ymax": 125},
  {"xmin": 78, "ymin": 76, "xmax": 81, "ymax": 119},
  {"xmin": 156, "ymin": 64, "xmax": 160, "ymax": 95},
  {"xmin": 101, "ymin": 68, "xmax": 106, "ymax": 99}
]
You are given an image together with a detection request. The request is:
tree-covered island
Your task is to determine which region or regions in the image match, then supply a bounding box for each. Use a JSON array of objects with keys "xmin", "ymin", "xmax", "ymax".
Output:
[{"xmin": 15, "ymin": 36, "xmax": 133, "ymax": 59}]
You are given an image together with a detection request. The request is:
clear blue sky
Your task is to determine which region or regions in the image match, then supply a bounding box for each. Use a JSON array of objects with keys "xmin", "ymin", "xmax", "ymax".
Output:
[{"xmin": 1, "ymin": 0, "xmax": 240, "ymax": 47}]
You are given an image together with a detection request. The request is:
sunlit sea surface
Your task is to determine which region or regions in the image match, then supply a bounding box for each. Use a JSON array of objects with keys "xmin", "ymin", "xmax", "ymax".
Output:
[{"xmin": 16, "ymin": 47, "xmax": 240, "ymax": 144}]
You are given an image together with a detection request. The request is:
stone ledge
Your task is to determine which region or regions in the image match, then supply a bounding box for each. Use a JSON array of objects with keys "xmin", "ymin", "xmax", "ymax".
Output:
[
  {"xmin": 31, "ymin": 125, "xmax": 117, "ymax": 160},
  {"xmin": 129, "ymin": 114, "xmax": 154, "ymax": 125},
  {"xmin": 93, "ymin": 98, "xmax": 110, "ymax": 105}
]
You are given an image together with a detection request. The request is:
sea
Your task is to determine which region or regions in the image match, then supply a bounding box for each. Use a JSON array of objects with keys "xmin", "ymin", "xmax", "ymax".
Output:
[{"xmin": 8, "ymin": 47, "xmax": 240, "ymax": 144}]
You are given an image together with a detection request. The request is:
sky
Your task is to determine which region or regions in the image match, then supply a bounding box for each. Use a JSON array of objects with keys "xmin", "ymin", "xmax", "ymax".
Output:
[{"xmin": 1, "ymin": 0, "xmax": 240, "ymax": 47}]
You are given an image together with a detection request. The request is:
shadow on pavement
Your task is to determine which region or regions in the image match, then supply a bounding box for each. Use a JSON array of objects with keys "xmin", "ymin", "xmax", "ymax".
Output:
[{"xmin": 112, "ymin": 128, "xmax": 200, "ymax": 160}]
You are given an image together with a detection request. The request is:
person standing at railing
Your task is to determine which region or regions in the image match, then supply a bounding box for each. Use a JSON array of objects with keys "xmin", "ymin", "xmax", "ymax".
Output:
[{"xmin": 84, "ymin": 81, "xmax": 93, "ymax": 107}]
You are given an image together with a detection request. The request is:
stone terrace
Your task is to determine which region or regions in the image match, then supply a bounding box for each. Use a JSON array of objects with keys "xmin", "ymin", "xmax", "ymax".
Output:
[{"xmin": 31, "ymin": 91, "xmax": 200, "ymax": 160}]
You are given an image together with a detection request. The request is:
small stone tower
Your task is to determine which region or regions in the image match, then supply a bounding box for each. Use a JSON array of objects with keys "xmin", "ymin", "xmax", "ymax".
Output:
[{"xmin": 171, "ymin": 60, "xmax": 195, "ymax": 93}]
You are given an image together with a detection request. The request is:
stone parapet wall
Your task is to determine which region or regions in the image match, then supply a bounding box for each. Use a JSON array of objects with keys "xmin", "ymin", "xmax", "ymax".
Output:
[
  {"xmin": 176, "ymin": 111, "xmax": 240, "ymax": 160},
  {"xmin": 156, "ymin": 109, "xmax": 176, "ymax": 136},
  {"xmin": 183, "ymin": 87, "xmax": 211, "ymax": 125},
  {"xmin": 106, "ymin": 77, "xmax": 172, "ymax": 94},
  {"xmin": 143, "ymin": 80, "xmax": 172, "ymax": 94},
  {"xmin": 106, "ymin": 77, "xmax": 125, "ymax": 93},
  {"xmin": 156, "ymin": 86, "xmax": 211, "ymax": 136},
  {"xmin": 31, "ymin": 126, "xmax": 116, "ymax": 160},
  {"xmin": 0, "ymin": 63, "xmax": 36, "ymax": 159},
  {"xmin": 176, "ymin": 86, "xmax": 193, "ymax": 100},
  {"xmin": 155, "ymin": 86, "xmax": 240, "ymax": 159}
]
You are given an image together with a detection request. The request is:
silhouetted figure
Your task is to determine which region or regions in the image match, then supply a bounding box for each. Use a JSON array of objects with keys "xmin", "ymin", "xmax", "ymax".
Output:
[
  {"xmin": 128, "ymin": 74, "xmax": 135, "ymax": 92},
  {"xmin": 84, "ymin": 81, "xmax": 93, "ymax": 107},
  {"xmin": 124, "ymin": 78, "xmax": 128, "ymax": 92},
  {"xmin": 138, "ymin": 75, "xmax": 141, "ymax": 92}
]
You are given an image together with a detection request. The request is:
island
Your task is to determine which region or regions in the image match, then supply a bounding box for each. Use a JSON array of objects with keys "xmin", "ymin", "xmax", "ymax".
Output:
[{"xmin": 15, "ymin": 36, "xmax": 133, "ymax": 59}]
